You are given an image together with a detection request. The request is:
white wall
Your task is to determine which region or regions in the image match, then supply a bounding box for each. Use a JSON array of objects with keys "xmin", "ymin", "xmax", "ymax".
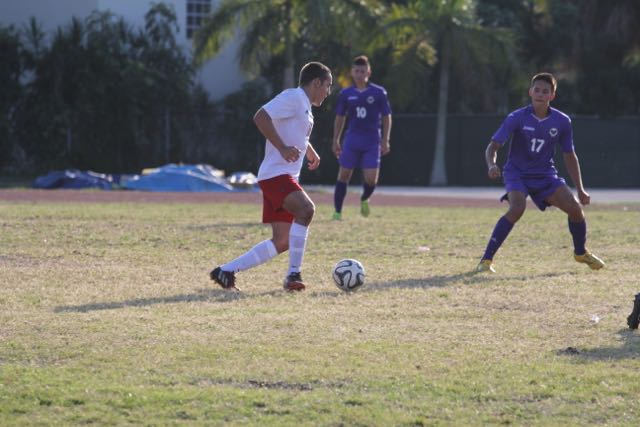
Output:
[
  {"xmin": 189, "ymin": 0, "xmax": 246, "ymax": 99},
  {"xmin": 96, "ymin": 0, "xmax": 187, "ymax": 43},
  {"xmin": 0, "ymin": 0, "xmax": 99, "ymax": 32},
  {"xmin": 0, "ymin": 0, "xmax": 246, "ymax": 100},
  {"xmin": 97, "ymin": 0, "xmax": 247, "ymax": 98},
  {"xmin": 196, "ymin": 36, "xmax": 246, "ymax": 99}
]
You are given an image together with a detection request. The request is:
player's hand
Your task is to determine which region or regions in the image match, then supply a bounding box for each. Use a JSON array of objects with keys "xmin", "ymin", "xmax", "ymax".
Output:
[
  {"xmin": 577, "ymin": 189, "xmax": 590, "ymax": 205},
  {"xmin": 332, "ymin": 142, "xmax": 341, "ymax": 158},
  {"xmin": 488, "ymin": 165, "xmax": 501, "ymax": 179},
  {"xmin": 381, "ymin": 141, "xmax": 390, "ymax": 156},
  {"xmin": 280, "ymin": 146, "xmax": 301, "ymax": 162},
  {"xmin": 306, "ymin": 149, "xmax": 320, "ymax": 170}
]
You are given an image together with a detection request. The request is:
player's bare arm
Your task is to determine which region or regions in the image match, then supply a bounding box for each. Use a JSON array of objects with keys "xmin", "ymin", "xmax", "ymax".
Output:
[
  {"xmin": 332, "ymin": 115, "xmax": 346, "ymax": 158},
  {"xmin": 485, "ymin": 141, "xmax": 502, "ymax": 179},
  {"xmin": 563, "ymin": 151, "xmax": 590, "ymax": 205},
  {"xmin": 381, "ymin": 115, "xmax": 392, "ymax": 155},
  {"xmin": 254, "ymin": 108, "xmax": 300, "ymax": 162},
  {"xmin": 306, "ymin": 145, "xmax": 320, "ymax": 170}
]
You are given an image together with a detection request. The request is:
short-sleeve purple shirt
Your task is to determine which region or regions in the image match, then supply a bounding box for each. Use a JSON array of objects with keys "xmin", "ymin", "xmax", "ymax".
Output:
[
  {"xmin": 492, "ymin": 105, "xmax": 574, "ymax": 177},
  {"xmin": 335, "ymin": 83, "xmax": 391, "ymax": 144}
]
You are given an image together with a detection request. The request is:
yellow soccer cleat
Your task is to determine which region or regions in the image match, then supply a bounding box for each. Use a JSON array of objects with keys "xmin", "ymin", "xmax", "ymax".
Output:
[
  {"xmin": 574, "ymin": 251, "xmax": 605, "ymax": 270},
  {"xmin": 475, "ymin": 259, "xmax": 496, "ymax": 273},
  {"xmin": 360, "ymin": 200, "xmax": 370, "ymax": 217}
]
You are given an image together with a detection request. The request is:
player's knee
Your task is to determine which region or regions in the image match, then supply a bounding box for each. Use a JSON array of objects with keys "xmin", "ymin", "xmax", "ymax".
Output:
[
  {"xmin": 567, "ymin": 203, "xmax": 584, "ymax": 221},
  {"xmin": 337, "ymin": 169, "xmax": 352, "ymax": 182},
  {"xmin": 506, "ymin": 205, "xmax": 525, "ymax": 222},
  {"xmin": 364, "ymin": 178, "xmax": 377, "ymax": 186},
  {"xmin": 273, "ymin": 238, "xmax": 289, "ymax": 253},
  {"xmin": 296, "ymin": 201, "xmax": 315, "ymax": 224}
]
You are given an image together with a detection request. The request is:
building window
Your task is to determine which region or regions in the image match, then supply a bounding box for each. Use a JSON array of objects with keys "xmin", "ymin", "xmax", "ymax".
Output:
[{"xmin": 186, "ymin": 0, "xmax": 211, "ymax": 39}]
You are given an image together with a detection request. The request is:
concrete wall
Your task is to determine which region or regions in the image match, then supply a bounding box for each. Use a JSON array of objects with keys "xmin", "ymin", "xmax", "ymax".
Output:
[{"xmin": 0, "ymin": 0, "xmax": 246, "ymax": 100}]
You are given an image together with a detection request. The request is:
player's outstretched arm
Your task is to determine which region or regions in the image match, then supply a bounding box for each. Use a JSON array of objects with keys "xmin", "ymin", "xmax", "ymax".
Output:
[
  {"xmin": 332, "ymin": 116, "xmax": 346, "ymax": 158},
  {"xmin": 381, "ymin": 115, "xmax": 392, "ymax": 155},
  {"xmin": 485, "ymin": 141, "xmax": 502, "ymax": 179},
  {"xmin": 563, "ymin": 151, "xmax": 590, "ymax": 205},
  {"xmin": 254, "ymin": 108, "xmax": 300, "ymax": 163}
]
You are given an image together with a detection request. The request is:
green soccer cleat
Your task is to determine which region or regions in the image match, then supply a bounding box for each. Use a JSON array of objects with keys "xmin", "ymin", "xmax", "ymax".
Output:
[
  {"xmin": 475, "ymin": 259, "xmax": 496, "ymax": 273},
  {"xmin": 574, "ymin": 251, "xmax": 605, "ymax": 270},
  {"xmin": 332, "ymin": 212, "xmax": 342, "ymax": 221},
  {"xmin": 360, "ymin": 200, "xmax": 370, "ymax": 217}
]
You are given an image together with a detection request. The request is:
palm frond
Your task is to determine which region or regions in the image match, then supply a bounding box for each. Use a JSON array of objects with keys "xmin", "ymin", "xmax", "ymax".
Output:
[{"xmin": 193, "ymin": 0, "xmax": 272, "ymax": 65}]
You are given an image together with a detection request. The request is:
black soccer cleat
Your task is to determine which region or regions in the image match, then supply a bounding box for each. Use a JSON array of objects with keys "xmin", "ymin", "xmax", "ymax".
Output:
[
  {"xmin": 627, "ymin": 293, "xmax": 640, "ymax": 330},
  {"xmin": 210, "ymin": 267, "xmax": 237, "ymax": 290},
  {"xmin": 283, "ymin": 272, "xmax": 306, "ymax": 291}
]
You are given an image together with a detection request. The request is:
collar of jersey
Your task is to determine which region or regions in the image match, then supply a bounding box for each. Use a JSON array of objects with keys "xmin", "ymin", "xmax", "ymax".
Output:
[
  {"xmin": 296, "ymin": 86, "xmax": 312, "ymax": 111},
  {"xmin": 526, "ymin": 104, "xmax": 553, "ymax": 122},
  {"xmin": 352, "ymin": 83, "xmax": 371, "ymax": 93}
]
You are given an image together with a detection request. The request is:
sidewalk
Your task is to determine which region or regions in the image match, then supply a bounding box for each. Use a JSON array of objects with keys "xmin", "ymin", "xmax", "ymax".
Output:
[{"xmin": 307, "ymin": 185, "xmax": 640, "ymax": 204}]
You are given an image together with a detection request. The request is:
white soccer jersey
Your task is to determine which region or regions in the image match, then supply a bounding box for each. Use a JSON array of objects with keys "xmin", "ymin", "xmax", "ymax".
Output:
[{"xmin": 257, "ymin": 87, "xmax": 313, "ymax": 181}]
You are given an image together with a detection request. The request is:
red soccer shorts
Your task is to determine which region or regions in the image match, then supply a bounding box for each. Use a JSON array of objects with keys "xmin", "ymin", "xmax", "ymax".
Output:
[{"xmin": 258, "ymin": 174, "xmax": 303, "ymax": 223}]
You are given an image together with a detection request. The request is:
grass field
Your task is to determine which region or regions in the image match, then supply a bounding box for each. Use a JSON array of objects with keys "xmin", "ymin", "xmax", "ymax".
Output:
[{"xmin": 1, "ymin": 199, "xmax": 639, "ymax": 426}]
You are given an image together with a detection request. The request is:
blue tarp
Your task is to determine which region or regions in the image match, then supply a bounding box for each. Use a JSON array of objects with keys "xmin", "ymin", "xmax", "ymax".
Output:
[
  {"xmin": 121, "ymin": 164, "xmax": 235, "ymax": 192},
  {"xmin": 32, "ymin": 170, "xmax": 114, "ymax": 190}
]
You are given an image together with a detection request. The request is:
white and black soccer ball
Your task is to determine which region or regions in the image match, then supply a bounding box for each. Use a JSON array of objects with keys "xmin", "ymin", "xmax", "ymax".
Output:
[{"xmin": 332, "ymin": 259, "xmax": 365, "ymax": 292}]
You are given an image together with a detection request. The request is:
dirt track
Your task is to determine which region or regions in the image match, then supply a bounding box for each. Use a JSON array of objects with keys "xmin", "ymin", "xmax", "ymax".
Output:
[{"xmin": 0, "ymin": 188, "xmax": 502, "ymax": 208}]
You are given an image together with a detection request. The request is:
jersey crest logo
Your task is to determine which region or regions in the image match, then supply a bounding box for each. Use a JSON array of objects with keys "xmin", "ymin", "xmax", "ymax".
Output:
[
  {"xmin": 549, "ymin": 128, "xmax": 558, "ymax": 137},
  {"xmin": 366, "ymin": 96, "xmax": 375, "ymax": 104}
]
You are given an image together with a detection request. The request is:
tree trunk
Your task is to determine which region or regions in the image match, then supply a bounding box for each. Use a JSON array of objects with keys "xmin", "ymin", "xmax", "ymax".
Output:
[
  {"xmin": 283, "ymin": 0, "xmax": 295, "ymax": 88},
  {"xmin": 430, "ymin": 37, "xmax": 451, "ymax": 186},
  {"xmin": 164, "ymin": 107, "xmax": 171, "ymax": 164}
]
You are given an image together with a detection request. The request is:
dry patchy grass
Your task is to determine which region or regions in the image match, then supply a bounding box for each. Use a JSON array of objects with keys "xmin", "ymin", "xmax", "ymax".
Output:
[{"xmin": 0, "ymin": 201, "xmax": 639, "ymax": 426}]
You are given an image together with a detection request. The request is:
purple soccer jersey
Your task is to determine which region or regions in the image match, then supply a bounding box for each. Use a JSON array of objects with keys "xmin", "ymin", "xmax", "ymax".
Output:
[
  {"xmin": 336, "ymin": 83, "xmax": 391, "ymax": 144},
  {"xmin": 492, "ymin": 105, "xmax": 574, "ymax": 177}
]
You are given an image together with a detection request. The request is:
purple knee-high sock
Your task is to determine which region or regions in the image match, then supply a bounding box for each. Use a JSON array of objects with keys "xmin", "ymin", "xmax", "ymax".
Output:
[
  {"xmin": 361, "ymin": 183, "xmax": 375, "ymax": 201},
  {"xmin": 334, "ymin": 181, "xmax": 347, "ymax": 213},
  {"xmin": 568, "ymin": 218, "xmax": 587, "ymax": 255},
  {"xmin": 482, "ymin": 215, "xmax": 514, "ymax": 261}
]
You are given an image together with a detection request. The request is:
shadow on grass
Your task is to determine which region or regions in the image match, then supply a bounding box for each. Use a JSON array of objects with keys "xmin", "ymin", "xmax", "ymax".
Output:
[
  {"xmin": 53, "ymin": 288, "xmax": 251, "ymax": 313},
  {"xmin": 306, "ymin": 271, "xmax": 569, "ymax": 297},
  {"xmin": 558, "ymin": 329, "xmax": 640, "ymax": 361},
  {"xmin": 54, "ymin": 271, "xmax": 571, "ymax": 312},
  {"xmin": 364, "ymin": 271, "xmax": 488, "ymax": 291},
  {"xmin": 186, "ymin": 222, "xmax": 261, "ymax": 230}
]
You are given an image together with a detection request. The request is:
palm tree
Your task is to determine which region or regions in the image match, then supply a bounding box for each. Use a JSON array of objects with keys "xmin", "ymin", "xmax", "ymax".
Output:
[
  {"xmin": 193, "ymin": 0, "xmax": 383, "ymax": 90},
  {"xmin": 383, "ymin": 0, "xmax": 516, "ymax": 185},
  {"xmin": 570, "ymin": 0, "xmax": 640, "ymax": 115}
]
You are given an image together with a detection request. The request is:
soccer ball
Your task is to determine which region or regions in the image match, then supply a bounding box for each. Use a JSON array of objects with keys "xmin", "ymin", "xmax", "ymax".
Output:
[{"xmin": 332, "ymin": 259, "xmax": 365, "ymax": 292}]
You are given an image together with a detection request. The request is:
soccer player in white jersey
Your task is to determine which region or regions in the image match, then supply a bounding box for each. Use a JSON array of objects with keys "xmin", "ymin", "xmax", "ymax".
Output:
[{"xmin": 210, "ymin": 62, "xmax": 332, "ymax": 291}]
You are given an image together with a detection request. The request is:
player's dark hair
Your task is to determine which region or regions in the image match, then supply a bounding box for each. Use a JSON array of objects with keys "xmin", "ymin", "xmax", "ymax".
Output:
[
  {"xmin": 531, "ymin": 72, "xmax": 557, "ymax": 92},
  {"xmin": 299, "ymin": 62, "xmax": 331, "ymax": 86},
  {"xmin": 352, "ymin": 55, "xmax": 370, "ymax": 68}
]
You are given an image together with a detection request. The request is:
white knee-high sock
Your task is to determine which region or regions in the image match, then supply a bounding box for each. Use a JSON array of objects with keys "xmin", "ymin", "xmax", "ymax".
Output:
[
  {"xmin": 221, "ymin": 239, "xmax": 278, "ymax": 273},
  {"xmin": 288, "ymin": 223, "xmax": 309, "ymax": 274}
]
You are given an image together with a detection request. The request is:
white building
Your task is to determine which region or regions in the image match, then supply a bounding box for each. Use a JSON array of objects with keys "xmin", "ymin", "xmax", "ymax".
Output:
[{"xmin": 0, "ymin": 0, "xmax": 246, "ymax": 99}]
